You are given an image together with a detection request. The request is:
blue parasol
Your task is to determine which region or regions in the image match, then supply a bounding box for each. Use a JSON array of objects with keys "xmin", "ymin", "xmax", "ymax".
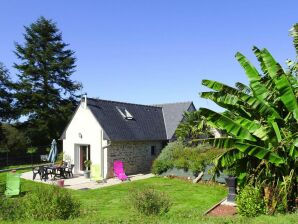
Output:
[{"xmin": 48, "ymin": 139, "xmax": 58, "ymax": 164}]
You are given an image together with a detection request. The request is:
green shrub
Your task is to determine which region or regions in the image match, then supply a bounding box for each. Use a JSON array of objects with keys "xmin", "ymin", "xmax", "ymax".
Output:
[
  {"xmin": 0, "ymin": 185, "xmax": 81, "ymax": 221},
  {"xmin": 173, "ymin": 157, "xmax": 189, "ymax": 170},
  {"xmin": 158, "ymin": 141, "xmax": 184, "ymax": 161},
  {"xmin": 237, "ymin": 185, "xmax": 266, "ymax": 217},
  {"xmin": 0, "ymin": 196, "xmax": 23, "ymax": 221},
  {"xmin": 151, "ymin": 159, "xmax": 173, "ymax": 175},
  {"xmin": 130, "ymin": 188, "xmax": 172, "ymax": 215},
  {"xmin": 0, "ymin": 182, "xmax": 5, "ymax": 195},
  {"xmin": 152, "ymin": 140, "xmax": 224, "ymax": 175},
  {"xmin": 22, "ymin": 185, "xmax": 80, "ymax": 220},
  {"xmin": 152, "ymin": 141, "xmax": 184, "ymax": 174},
  {"xmin": 56, "ymin": 151, "xmax": 64, "ymax": 165}
]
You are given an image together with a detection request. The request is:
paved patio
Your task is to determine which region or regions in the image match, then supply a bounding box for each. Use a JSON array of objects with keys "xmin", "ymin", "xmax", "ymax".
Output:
[{"xmin": 21, "ymin": 171, "xmax": 154, "ymax": 190}]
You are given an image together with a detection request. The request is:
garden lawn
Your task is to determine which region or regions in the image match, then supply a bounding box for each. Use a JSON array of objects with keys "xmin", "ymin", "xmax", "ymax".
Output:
[{"xmin": 0, "ymin": 172, "xmax": 297, "ymax": 223}]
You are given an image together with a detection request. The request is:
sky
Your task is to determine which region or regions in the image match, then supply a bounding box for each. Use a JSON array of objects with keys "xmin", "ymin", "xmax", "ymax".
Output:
[{"xmin": 1, "ymin": 1, "xmax": 298, "ymax": 111}]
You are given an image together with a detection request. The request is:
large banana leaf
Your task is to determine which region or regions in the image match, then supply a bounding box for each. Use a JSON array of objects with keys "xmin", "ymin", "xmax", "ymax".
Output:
[
  {"xmin": 235, "ymin": 82, "xmax": 251, "ymax": 94},
  {"xmin": 214, "ymin": 148, "xmax": 245, "ymax": 169},
  {"xmin": 223, "ymin": 111, "xmax": 270, "ymax": 141},
  {"xmin": 200, "ymin": 91, "xmax": 252, "ymax": 118},
  {"xmin": 234, "ymin": 142, "xmax": 284, "ymax": 165},
  {"xmin": 261, "ymin": 49, "xmax": 281, "ymax": 79},
  {"xmin": 199, "ymin": 108, "xmax": 256, "ymax": 141},
  {"xmin": 289, "ymin": 138, "xmax": 298, "ymax": 158},
  {"xmin": 193, "ymin": 137, "xmax": 243, "ymax": 148},
  {"xmin": 202, "ymin": 79, "xmax": 281, "ymax": 119},
  {"xmin": 268, "ymin": 118, "xmax": 282, "ymax": 143},
  {"xmin": 253, "ymin": 47, "xmax": 290, "ymax": 103},
  {"xmin": 235, "ymin": 52, "xmax": 268, "ymax": 100},
  {"xmin": 200, "ymin": 91, "xmax": 239, "ymax": 106},
  {"xmin": 201, "ymin": 137, "xmax": 284, "ymax": 165},
  {"xmin": 289, "ymin": 145, "xmax": 298, "ymax": 158},
  {"xmin": 261, "ymin": 49, "xmax": 298, "ymax": 120},
  {"xmin": 275, "ymin": 75, "xmax": 298, "ymax": 120},
  {"xmin": 261, "ymin": 76, "xmax": 276, "ymax": 98},
  {"xmin": 253, "ymin": 46, "xmax": 268, "ymax": 76}
]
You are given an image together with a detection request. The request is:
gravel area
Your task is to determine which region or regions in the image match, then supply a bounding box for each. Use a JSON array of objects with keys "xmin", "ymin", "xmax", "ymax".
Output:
[{"xmin": 207, "ymin": 204, "xmax": 237, "ymax": 216}]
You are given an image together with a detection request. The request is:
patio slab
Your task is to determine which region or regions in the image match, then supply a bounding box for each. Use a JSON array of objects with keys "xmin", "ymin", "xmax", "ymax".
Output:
[{"xmin": 21, "ymin": 171, "xmax": 154, "ymax": 190}]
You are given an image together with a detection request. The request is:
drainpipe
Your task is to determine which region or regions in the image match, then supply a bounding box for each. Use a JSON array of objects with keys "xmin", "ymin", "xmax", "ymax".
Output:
[
  {"xmin": 100, "ymin": 130, "xmax": 111, "ymax": 179},
  {"xmin": 100, "ymin": 129, "xmax": 103, "ymax": 179}
]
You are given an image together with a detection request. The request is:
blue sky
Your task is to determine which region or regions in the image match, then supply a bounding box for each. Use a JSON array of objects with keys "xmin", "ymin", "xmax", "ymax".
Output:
[{"xmin": 1, "ymin": 1, "xmax": 298, "ymax": 111}]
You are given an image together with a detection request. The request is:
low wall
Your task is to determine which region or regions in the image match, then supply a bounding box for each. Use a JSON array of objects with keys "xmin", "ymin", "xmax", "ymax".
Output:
[
  {"xmin": 160, "ymin": 165, "xmax": 227, "ymax": 184},
  {"xmin": 160, "ymin": 168, "xmax": 196, "ymax": 179}
]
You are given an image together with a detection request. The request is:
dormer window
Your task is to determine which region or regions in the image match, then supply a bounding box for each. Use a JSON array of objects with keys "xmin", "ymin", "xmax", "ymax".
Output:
[{"xmin": 116, "ymin": 106, "xmax": 134, "ymax": 120}]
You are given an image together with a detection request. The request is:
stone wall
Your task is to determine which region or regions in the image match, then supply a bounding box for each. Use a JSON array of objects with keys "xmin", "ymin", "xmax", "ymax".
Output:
[{"xmin": 106, "ymin": 141, "xmax": 164, "ymax": 178}]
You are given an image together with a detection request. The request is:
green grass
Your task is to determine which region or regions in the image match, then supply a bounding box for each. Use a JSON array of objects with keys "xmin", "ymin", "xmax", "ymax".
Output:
[{"xmin": 0, "ymin": 171, "xmax": 297, "ymax": 223}]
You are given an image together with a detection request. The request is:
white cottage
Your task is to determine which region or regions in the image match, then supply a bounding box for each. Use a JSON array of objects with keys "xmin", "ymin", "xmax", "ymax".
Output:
[{"xmin": 61, "ymin": 96, "xmax": 195, "ymax": 179}]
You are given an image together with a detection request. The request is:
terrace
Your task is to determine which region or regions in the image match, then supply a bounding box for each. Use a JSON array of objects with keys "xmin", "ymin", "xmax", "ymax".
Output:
[{"xmin": 20, "ymin": 171, "xmax": 154, "ymax": 190}]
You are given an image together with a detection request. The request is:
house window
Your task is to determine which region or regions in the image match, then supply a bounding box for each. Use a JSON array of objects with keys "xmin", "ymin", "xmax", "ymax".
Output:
[{"xmin": 151, "ymin": 146, "xmax": 156, "ymax": 156}]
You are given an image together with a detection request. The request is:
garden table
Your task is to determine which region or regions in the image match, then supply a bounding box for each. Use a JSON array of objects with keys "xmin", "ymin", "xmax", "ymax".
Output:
[{"xmin": 46, "ymin": 165, "xmax": 67, "ymax": 179}]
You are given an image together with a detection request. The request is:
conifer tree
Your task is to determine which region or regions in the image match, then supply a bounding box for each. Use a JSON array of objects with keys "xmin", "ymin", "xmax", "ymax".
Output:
[
  {"xmin": 0, "ymin": 63, "xmax": 14, "ymax": 122},
  {"xmin": 14, "ymin": 17, "xmax": 82, "ymax": 147}
]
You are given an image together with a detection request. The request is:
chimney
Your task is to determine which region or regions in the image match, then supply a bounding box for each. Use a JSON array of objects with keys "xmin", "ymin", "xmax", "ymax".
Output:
[{"xmin": 81, "ymin": 93, "xmax": 87, "ymax": 109}]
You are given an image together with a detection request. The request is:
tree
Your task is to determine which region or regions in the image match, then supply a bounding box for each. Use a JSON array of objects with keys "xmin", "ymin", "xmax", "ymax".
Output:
[
  {"xmin": 196, "ymin": 25, "xmax": 298, "ymax": 213},
  {"xmin": 0, "ymin": 124, "xmax": 30, "ymax": 166},
  {"xmin": 0, "ymin": 124, "xmax": 29, "ymax": 154},
  {"xmin": 0, "ymin": 123, "xmax": 4, "ymax": 142},
  {"xmin": 13, "ymin": 17, "xmax": 82, "ymax": 148},
  {"xmin": 0, "ymin": 63, "xmax": 15, "ymax": 122}
]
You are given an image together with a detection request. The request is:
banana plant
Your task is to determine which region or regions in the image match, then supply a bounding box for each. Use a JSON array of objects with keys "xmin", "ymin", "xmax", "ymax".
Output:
[
  {"xmin": 195, "ymin": 24, "xmax": 298, "ymax": 213},
  {"xmin": 175, "ymin": 111, "xmax": 212, "ymax": 142}
]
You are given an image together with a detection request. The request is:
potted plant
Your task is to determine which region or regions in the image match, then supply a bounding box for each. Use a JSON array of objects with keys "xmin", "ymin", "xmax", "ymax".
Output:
[
  {"xmin": 56, "ymin": 152, "xmax": 64, "ymax": 166},
  {"xmin": 224, "ymin": 167, "xmax": 237, "ymax": 202},
  {"xmin": 84, "ymin": 160, "xmax": 92, "ymax": 178}
]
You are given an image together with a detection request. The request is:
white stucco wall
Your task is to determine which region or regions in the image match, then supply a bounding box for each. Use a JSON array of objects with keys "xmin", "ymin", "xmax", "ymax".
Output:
[{"xmin": 63, "ymin": 102, "xmax": 108, "ymax": 176}]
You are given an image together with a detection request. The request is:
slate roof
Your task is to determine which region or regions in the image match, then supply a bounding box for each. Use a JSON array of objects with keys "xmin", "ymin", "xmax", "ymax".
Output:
[
  {"xmin": 154, "ymin": 102, "xmax": 195, "ymax": 139},
  {"xmin": 87, "ymin": 98, "xmax": 167, "ymax": 141},
  {"xmin": 61, "ymin": 98, "xmax": 194, "ymax": 141}
]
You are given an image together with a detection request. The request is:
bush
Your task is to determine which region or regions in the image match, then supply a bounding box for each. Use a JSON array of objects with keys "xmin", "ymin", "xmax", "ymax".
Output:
[
  {"xmin": 0, "ymin": 185, "xmax": 81, "ymax": 221},
  {"xmin": 0, "ymin": 181, "xmax": 5, "ymax": 195},
  {"xmin": 22, "ymin": 185, "xmax": 80, "ymax": 220},
  {"xmin": 130, "ymin": 188, "xmax": 172, "ymax": 215},
  {"xmin": 152, "ymin": 141, "xmax": 184, "ymax": 174},
  {"xmin": 0, "ymin": 196, "xmax": 23, "ymax": 221},
  {"xmin": 158, "ymin": 141, "xmax": 184, "ymax": 161},
  {"xmin": 151, "ymin": 159, "xmax": 173, "ymax": 175},
  {"xmin": 152, "ymin": 141, "xmax": 224, "ymax": 175},
  {"xmin": 237, "ymin": 185, "xmax": 266, "ymax": 217},
  {"xmin": 173, "ymin": 157, "xmax": 189, "ymax": 170},
  {"xmin": 56, "ymin": 151, "xmax": 64, "ymax": 165}
]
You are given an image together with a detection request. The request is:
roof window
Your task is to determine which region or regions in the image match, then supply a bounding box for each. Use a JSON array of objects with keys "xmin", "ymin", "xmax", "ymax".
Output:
[{"xmin": 116, "ymin": 106, "xmax": 134, "ymax": 120}]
